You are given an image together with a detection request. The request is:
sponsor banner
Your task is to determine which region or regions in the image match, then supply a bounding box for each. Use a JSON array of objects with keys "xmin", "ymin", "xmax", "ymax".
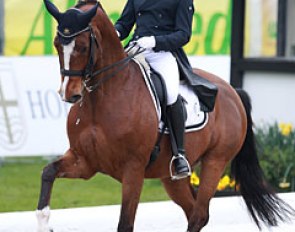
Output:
[
  {"xmin": 0, "ymin": 56, "xmax": 70, "ymax": 156},
  {"xmin": 4, "ymin": 0, "xmax": 232, "ymax": 56},
  {"xmin": 261, "ymin": 0, "xmax": 277, "ymax": 56},
  {"xmin": 3, "ymin": 0, "xmax": 278, "ymax": 57},
  {"xmin": 244, "ymin": 0, "xmax": 277, "ymax": 57}
]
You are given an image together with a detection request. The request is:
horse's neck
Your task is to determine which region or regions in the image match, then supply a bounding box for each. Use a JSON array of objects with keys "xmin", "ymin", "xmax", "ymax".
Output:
[
  {"xmin": 83, "ymin": 13, "xmax": 130, "ymax": 113},
  {"xmin": 96, "ymin": 10, "xmax": 126, "ymax": 67}
]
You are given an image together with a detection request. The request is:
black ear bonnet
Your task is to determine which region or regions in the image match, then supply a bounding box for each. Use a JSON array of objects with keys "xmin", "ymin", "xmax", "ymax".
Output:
[{"xmin": 44, "ymin": 0, "xmax": 98, "ymax": 44}]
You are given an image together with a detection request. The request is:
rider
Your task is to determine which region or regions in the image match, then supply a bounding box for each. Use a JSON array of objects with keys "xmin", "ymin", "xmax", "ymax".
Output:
[{"xmin": 115, "ymin": 0, "xmax": 194, "ymax": 179}]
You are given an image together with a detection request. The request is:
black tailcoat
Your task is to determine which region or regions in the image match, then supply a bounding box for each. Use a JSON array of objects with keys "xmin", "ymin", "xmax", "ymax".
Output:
[
  {"xmin": 115, "ymin": 0, "xmax": 218, "ymax": 112},
  {"xmin": 115, "ymin": 0, "xmax": 194, "ymax": 70}
]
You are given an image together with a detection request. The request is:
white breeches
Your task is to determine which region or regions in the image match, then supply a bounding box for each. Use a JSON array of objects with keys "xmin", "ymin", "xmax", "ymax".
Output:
[{"xmin": 143, "ymin": 49, "xmax": 179, "ymax": 105}]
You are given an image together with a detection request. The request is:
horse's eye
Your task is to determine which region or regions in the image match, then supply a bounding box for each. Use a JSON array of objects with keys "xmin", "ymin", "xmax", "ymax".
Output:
[{"xmin": 76, "ymin": 46, "xmax": 87, "ymax": 54}]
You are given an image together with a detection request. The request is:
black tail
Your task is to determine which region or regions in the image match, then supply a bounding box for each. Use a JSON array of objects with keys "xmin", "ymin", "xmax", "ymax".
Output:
[{"xmin": 231, "ymin": 88, "xmax": 294, "ymax": 229}]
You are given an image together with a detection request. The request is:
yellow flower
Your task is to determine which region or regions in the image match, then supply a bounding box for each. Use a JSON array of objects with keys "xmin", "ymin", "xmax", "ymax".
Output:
[
  {"xmin": 279, "ymin": 123, "xmax": 293, "ymax": 136},
  {"xmin": 279, "ymin": 182, "xmax": 290, "ymax": 189},
  {"xmin": 190, "ymin": 173, "xmax": 237, "ymax": 191},
  {"xmin": 220, "ymin": 175, "xmax": 230, "ymax": 185},
  {"xmin": 190, "ymin": 172, "xmax": 200, "ymax": 186},
  {"xmin": 217, "ymin": 175, "xmax": 230, "ymax": 191},
  {"xmin": 217, "ymin": 182, "xmax": 226, "ymax": 191},
  {"xmin": 229, "ymin": 179, "xmax": 236, "ymax": 188}
]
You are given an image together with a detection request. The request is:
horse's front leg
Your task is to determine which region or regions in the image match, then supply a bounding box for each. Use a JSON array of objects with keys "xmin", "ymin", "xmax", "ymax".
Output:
[
  {"xmin": 118, "ymin": 163, "xmax": 145, "ymax": 232},
  {"xmin": 36, "ymin": 149, "xmax": 95, "ymax": 232},
  {"xmin": 36, "ymin": 159, "xmax": 58, "ymax": 232}
]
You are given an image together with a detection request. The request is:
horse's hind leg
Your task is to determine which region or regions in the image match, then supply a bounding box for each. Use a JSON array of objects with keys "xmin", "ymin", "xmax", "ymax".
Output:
[
  {"xmin": 161, "ymin": 177, "xmax": 195, "ymax": 220},
  {"xmin": 188, "ymin": 158, "xmax": 227, "ymax": 232},
  {"xmin": 36, "ymin": 149, "xmax": 95, "ymax": 232}
]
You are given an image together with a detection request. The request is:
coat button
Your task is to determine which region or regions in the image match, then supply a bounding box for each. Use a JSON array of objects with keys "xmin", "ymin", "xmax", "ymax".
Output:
[
  {"xmin": 138, "ymin": 12, "xmax": 141, "ymax": 16},
  {"xmin": 154, "ymin": 25, "xmax": 158, "ymax": 28},
  {"xmin": 158, "ymin": 14, "xmax": 162, "ymax": 18},
  {"xmin": 135, "ymin": 35, "xmax": 139, "ymax": 39}
]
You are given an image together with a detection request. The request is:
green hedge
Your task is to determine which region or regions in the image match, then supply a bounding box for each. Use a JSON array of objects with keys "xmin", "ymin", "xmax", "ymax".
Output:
[{"xmin": 255, "ymin": 122, "xmax": 295, "ymax": 192}]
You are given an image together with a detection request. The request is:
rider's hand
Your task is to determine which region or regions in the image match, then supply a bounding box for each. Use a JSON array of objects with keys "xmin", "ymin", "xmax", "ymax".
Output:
[{"xmin": 136, "ymin": 36, "xmax": 156, "ymax": 49}]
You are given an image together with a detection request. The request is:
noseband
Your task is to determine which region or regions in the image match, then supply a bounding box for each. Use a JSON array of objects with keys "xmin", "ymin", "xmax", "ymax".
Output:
[{"xmin": 59, "ymin": 25, "xmax": 142, "ymax": 92}]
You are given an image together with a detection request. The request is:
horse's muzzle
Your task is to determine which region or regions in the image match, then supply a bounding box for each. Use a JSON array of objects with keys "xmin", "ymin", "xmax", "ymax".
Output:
[{"xmin": 67, "ymin": 94, "xmax": 82, "ymax": 103}]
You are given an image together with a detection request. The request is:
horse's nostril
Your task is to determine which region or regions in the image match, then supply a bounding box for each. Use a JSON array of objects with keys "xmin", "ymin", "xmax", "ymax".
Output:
[{"xmin": 68, "ymin": 94, "xmax": 82, "ymax": 103}]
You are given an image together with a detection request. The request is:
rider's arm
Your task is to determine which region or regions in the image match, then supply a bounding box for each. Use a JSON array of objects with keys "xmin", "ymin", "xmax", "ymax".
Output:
[
  {"xmin": 114, "ymin": 0, "xmax": 136, "ymax": 40},
  {"xmin": 154, "ymin": 0, "xmax": 194, "ymax": 52}
]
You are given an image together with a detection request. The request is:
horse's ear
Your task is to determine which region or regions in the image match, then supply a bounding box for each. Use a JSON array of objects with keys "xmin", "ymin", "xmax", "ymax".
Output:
[
  {"xmin": 78, "ymin": 3, "xmax": 99, "ymax": 25},
  {"xmin": 43, "ymin": 0, "xmax": 61, "ymax": 22}
]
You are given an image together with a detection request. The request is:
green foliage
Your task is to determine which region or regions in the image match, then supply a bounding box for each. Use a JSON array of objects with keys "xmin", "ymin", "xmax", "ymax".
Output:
[{"xmin": 255, "ymin": 122, "xmax": 295, "ymax": 192}]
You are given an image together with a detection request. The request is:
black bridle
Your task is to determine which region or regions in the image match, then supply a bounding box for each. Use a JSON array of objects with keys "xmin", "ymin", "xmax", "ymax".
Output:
[
  {"xmin": 60, "ymin": 24, "xmax": 141, "ymax": 92},
  {"xmin": 60, "ymin": 25, "xmax": 97, "ymax": 79}
]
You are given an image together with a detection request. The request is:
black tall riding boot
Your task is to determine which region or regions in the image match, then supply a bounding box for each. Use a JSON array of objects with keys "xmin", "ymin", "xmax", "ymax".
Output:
[{"xmin": 167, "ymin": 96, "xmax": 191, "ymax": 179}]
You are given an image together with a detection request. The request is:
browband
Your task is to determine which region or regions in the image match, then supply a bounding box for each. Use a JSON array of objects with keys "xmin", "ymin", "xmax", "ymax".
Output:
[{"xmin": 57, "ymin": 26, "xmax": 90, "ymax": 38}]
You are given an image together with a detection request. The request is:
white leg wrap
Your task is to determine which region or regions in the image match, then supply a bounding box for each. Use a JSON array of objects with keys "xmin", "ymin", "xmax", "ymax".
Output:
[{"xmin": 36, "ymin": 206, "xmax": 52, "ymax": 232}]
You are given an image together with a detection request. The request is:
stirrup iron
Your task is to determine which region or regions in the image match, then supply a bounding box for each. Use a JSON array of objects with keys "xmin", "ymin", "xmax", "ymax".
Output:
[{"xmin": 169, "ymin": 154, "xmax": 192, "ymax": 181}]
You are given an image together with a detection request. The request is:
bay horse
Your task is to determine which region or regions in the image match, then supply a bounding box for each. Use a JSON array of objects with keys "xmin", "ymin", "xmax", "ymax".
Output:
[{"xmin": 37, "ymin": 1, "xmax": 294, "ymax": 231}]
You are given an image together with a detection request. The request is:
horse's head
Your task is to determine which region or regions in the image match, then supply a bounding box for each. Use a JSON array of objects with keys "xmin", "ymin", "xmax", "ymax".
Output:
[{"xmin": 44, "ymin": 0, "xmax": 100, "ymax": 103}]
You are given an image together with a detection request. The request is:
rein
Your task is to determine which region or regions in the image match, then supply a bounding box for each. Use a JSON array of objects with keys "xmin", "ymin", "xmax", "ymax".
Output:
[
  {"xmin": 84, "ymin": 53, "xmax": 135, "ymax": 92},
  {"xmin": 60, "ymin": 25, "xmax": 143, "ymax": 92}
]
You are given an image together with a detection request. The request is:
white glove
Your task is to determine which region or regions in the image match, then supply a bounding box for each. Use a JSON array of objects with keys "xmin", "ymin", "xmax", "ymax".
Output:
[{"xmin": 136, "ymin": 36, "xmax": 156, "ymax": 49}]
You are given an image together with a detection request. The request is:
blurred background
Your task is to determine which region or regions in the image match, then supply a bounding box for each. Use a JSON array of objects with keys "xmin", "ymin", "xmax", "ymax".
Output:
[{"xmin": 0, "ymin": 0, "xmax": 294, "ymax": 213}]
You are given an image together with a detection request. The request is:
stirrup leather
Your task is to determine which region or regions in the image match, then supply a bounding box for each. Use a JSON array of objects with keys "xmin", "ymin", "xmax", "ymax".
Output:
[{"xmin": 169, "ymin": 154, "xmax": 192, "ymax": 180}]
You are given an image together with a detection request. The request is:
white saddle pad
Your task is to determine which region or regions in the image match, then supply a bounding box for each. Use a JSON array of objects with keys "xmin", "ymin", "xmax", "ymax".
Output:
[
  {"xmin": 179, "ymin": 82, "xmax": 209, "ymax": 132},
  {"xmin": 131, "ymin": 57, "xmax": 209, "ymax": 133}
]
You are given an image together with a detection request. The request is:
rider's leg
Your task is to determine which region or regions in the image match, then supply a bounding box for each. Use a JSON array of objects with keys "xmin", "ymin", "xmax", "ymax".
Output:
[
  {"xmin": 143, "ymin": 50, "xmax": 190, "ymax": 179},
  {"xmin": 143, "ymin": 50, "xmax": 179, "ymax": 105},
  {"xmin": 167, "ymin": 95, "xmax": 190, "ymax": 178}
]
